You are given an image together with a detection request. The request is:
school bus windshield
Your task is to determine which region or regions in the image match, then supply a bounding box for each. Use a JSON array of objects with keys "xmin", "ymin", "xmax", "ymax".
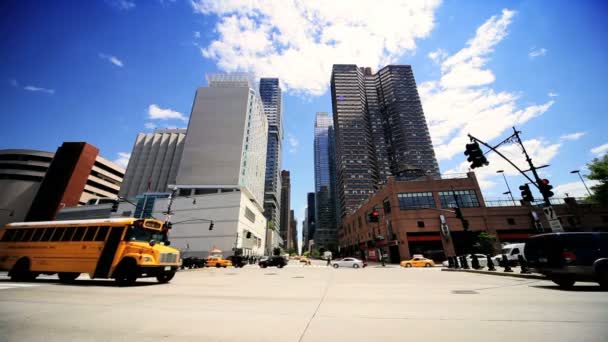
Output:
[{"xmin": 125, "ymin": 225, "xmax": 165, "ymax": 243}]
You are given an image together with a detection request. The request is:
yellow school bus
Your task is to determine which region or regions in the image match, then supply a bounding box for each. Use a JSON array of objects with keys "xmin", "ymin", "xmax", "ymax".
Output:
[{"xmin": 0, "ymin": 218, "xmax": 180, "ymax": 285}]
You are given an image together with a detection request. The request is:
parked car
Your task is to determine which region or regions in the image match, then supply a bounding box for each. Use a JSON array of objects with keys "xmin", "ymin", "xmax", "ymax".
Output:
[
  {"xmin": 442, "ymin": 254, "xmax": 488, "ymax": 268},
  {"xmin": 206, "ymin": 256, "xmax": 232, "ymax": 268},
  {"xmin": 181, "ymin": 257, "xmax": 206, "ymax": 269},
  {"xmin": 401, "ymin": 257, "xmax": 435, "ymax": 268},
  {"xmin": 331, "ymin": 257, "xmax": 366, "ymax": 268},
  {"xmin": 228, "ymin": 255, "xmax": 246, "ymax": 268},
  {"xmin": 492, "ymin": 243, "xmax": 525, "ymax": 266},
  {"xmin": 525, "ymin": 232, "xmax": 608, "ymax": 288},
  {"xmin": 258, "ymin": 256, "xmax": 287, "ymax": 268}
]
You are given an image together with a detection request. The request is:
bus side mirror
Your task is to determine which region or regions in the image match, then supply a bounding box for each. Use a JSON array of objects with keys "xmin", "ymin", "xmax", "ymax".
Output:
[{"xmin": 149, "ymin": 240, "xmax": 156, "ymax": 247}]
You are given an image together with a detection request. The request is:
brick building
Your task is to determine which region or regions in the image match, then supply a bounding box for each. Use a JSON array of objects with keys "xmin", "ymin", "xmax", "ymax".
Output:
[{"xmin": 339, "ymin": 172, "xmax": 608, "ymax": 263}]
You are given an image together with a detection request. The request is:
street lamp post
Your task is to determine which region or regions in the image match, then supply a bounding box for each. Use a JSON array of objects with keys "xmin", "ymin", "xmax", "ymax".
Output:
[
  {"xmin": 496, "ymin": 170, "xmax": 516, "ymax": 206},
  {"xmin": 570, "ymin": 170, "xmax": 592, "ymax": 197}
]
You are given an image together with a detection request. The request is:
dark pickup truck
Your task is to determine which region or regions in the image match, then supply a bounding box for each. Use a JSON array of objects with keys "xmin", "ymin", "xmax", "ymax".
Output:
[
  {"xmin": 525, "ymin": 232, "xmax": 608, "ymax": 288},
  {"xmin": 180, "ymin": 257, "xmax": 206, "ymax": 269},
  {"xmin": 258, "ymin": 256, "xmax": 286, "ymax": 268}
]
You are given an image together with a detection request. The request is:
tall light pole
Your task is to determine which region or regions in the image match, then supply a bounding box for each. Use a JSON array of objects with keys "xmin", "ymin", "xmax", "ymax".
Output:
[
  {"xmin": 496, "ymin": 170, "xmax": 516, "ymax": 205},
  {"xmin": 570, "ymin": 170, "xmax": 592, "ymax": 197}
]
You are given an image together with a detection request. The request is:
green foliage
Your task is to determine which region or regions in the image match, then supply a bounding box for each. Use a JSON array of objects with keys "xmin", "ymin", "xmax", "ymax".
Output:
[
  {"xmin": 473, "ymin": 232, "xmax": 497, "ymax": 255},
  {"xmin": 310, "ymin": 249, "xmax": 320, "ymax": 258},
  {"xmin": 267, "ymin": 221, "xmax": 276, "ymax": 231},
  {"xmin": 302, "ymin": 250, "xmax": 310, "ymax": 257},
  {"xmin": 587, "ymin": 155, "xmax": 608, "ymax": 204}
]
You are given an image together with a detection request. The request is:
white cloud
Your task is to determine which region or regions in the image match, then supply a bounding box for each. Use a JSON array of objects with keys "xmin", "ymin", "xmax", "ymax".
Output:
[
  {"xmin": 560, "ymin": 132, "xmax": 586, "ymax": 141},
  {"xmin": 445, "ymin": 138, "xmax": 561, "ymax": 192},
  {"xmin": 428, "ymin": 49, "xmax": 448, "ymax": 64},
  {"xmin": 548, "ymin": 92, "xmax": 558, "ymax": 97},
  {"xmin": 553, "ymin": 180, "xmax": 598, "ymax": 198},
  {"xmin": 148, "ymin": 104, "xmax": 188, "ymax": 121},
  {"xmin": 529, "ymin": 47, "xmax": 547, "ymax": 58},
  {"xmin": 23, "ymin": 85, "xmax": 55, "ymax": 94},
  {"xmin": 590, "ymin": 143, "xmax": 608, "ymax": 157},
  {"xmin": 106, "ymin": 0, "xmax": 135, "ymax": 11},
  {"xmin": 287, "ymin": 133, "xmax": 299, "ymax": 153},
  {"xmin": 114, "ymin": 152, "xmax": 131, "ymax": 169},
  {"xmin": 419, "ymin": 9, "xmax": 555, "ymax": 162},
  {"xmin": 144, "ymin": 122, "xmax": 157, "ymax": 130},
  {"xmin": 193, "ymin": 0, "xmax": 442, "ymax": 96},
  {"xmin": 99, "ymin": 53, "xmax": 124, "ymax": 67},
  {"xmin": 193, "ymin": 31, "xmax": 201, "ymax": 39}
]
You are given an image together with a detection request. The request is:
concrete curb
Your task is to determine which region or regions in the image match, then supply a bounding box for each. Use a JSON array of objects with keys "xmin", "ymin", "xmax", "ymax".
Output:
[{"xmin": 441, "ymin": 268, "xmax": 547, "ymax": 280}]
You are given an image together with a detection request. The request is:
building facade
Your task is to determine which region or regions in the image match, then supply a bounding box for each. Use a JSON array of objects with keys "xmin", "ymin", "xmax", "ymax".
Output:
[
  {"xmin": 289, "ymin": 209, "xmax": 298, "ymax": 252},
  {"xmin": 0, "ymin": 143, "xmax": 124, "ymax": 227},
  {"xmin": 119, "ymin": 128, "xmax": 186, "ymax": 198},
  {"xmin": 313, "ymin": 112, "xmax": 338, "ymax": 251},
  {"xmin": 305, "ymin": 192, "xmax": 316, "ymax": 249},
  {"xmin": 260, "ymin": 78, "xmax": 283, "ymax": 233},
  {"xmin": 338, "ymin": 172, "xmax": 608, "ymax": 263},
  {"xmin": 176, "ymin": 73, "xmax": 268, "ymax": 207},
  {"xmin": 168, "ymin": 73, "xmax": 268, "ymax": 256},
  {"xmin": 279, "ymin": 170, "xmax": 291, "ymax": 248},
  {"xmin": 330, "ymin": 64, "xmax": 439, "ymax": 221}
]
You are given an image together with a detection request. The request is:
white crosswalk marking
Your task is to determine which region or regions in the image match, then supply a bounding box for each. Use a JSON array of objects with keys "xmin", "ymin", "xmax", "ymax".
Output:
[{"xmin": 0, "ymin": 282, "xmax": 44, "ymax": 290}]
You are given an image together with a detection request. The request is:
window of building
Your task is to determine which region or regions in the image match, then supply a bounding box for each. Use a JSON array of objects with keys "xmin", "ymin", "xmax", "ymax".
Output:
[
  {"xmin": 245, "ymin": 207, "xmax": 256, "ymax": 223},
  {"xmin": 397, "ymin": 192, "xmax": 435, "ymax": 209},
  {"xmin": 507, "ymin": 218, "xmax": 516, "ymax": 225},
  {"xmin": 438, "ymin": 190, "xmax": 480, "ymax": 208},
  {"xmin": 417, "ymin": 221, "xmax": 425, "ymax": 228}
]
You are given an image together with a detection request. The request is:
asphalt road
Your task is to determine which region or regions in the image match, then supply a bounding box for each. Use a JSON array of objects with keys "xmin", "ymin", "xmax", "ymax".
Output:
[{"xmin": 1, "ymin": 260, "xmax": 607, "ymax": 342}]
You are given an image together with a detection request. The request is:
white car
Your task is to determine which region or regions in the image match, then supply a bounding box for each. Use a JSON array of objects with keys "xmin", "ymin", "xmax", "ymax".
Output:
[
  {"xmin": 442, "ymin": 254, "xmax": 489, "ymax": 268},
  {"xmin": 331, "ymin": 257, "xmax": 366, "ymax": 269}
]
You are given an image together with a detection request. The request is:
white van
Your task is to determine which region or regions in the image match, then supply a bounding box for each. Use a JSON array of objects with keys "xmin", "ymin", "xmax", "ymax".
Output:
[{"xmin": 492, "ymin": 243, "xmax": 525, "ymax": 266}]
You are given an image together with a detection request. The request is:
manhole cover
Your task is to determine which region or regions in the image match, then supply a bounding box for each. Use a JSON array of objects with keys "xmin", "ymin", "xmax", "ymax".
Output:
[
  {"xmin": 264, "ymin": 273, "xmax": 277, "ymax": 276},
  {"xmin": 292, "ymin": 276, "xmax": 304, "ymax": 278},
  {"xmin": 452, "ymin": 290, "xmax": 478, "ymax": 294}
]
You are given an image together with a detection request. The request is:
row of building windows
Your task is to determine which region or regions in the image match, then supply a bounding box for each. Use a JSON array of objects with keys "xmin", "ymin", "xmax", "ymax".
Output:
[
  {"xmin": 396, "ymin": 190, "xmax": 480, "ymax": 210},
  {"xmin": 1, "ymin": 226, "xmax": 112, "ymax": 243}
]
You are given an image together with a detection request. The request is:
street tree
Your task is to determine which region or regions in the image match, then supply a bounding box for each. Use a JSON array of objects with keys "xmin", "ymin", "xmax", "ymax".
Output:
[{"xmin": 587, "ymin": 155, "xmax": 608, "ymax": 204}]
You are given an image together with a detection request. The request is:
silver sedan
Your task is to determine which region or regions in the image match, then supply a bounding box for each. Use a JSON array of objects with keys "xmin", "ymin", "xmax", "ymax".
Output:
[{"xmin": 331, "ymin": 257, "xmax": 366, "ymax": 268}]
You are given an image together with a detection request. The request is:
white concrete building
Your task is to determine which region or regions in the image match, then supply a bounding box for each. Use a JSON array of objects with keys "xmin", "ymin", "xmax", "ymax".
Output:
[
  {"xmin": 176, "ymin": 74, "xmax": 268, "ymax": 207},
  {"xmin": 138, "ymin": 190, "xmax": 267, "ymax": 257},
  {"xmin": 119, "ymin": 128, "xmax": 186, "ymax": 198}
]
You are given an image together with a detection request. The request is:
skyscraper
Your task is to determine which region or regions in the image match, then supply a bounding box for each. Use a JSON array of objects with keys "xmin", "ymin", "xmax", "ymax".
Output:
[
  {"xmin": 313, "ymin": 112, "xmax": 338, "ymax": 251},
  {"xmin": 259, "ymin": 78, "xmax": 283, "ymax": 232},
  {"xmin": 279, "ymin": 170, "xmax": 291, "ymax": 248},
  {"xmin": 176, "ymin": 73, "xmax": 268, "ymax": 206},
  {"xmin": 289, "ymin": 209, "xmax": 297, "ymax": 252},
  {"xmin": 330, "ymin": 64, "xmax": 439, "ymax": 219},
  {"xmin": 306, "ymin": 192, "xmax": 316, "ymax": 245},
  {"xmin": 120, "ymin": 128, "xmax": 186, "ymax": 198}
]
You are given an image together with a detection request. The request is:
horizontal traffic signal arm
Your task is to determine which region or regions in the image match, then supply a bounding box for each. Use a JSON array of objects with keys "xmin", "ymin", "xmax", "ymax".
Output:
[{"xmin": 466, "ymin": 134, "xmax": 539, "ymax": 189}]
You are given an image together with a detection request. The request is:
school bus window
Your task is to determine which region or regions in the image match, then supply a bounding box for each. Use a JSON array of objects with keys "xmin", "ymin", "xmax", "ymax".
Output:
[
  {"xmin": 61, "ymin": 227, "xmax": 76, "ymax": 241},
  {"xmin": 94, "ymin": 226, "xmax": 110, "ymax": 242},
  {"xmin": 83, "ymin": 227, "xmax": 98, "ymax": 241},
  {"xmin": 31, "ymin": 228, "xmax": 44, "ymax": 242},
  {"xmin": 51, "ymin": 228, "xmax": 66, "ymax": 242},
  {"xmin": 41, "ymin": 228, "xmax": 55, "ymax": 241},
  {"xmin": 12, "ymin": 229, "xmax": 23, "ymax": 242},
  {"xmin": 72, "ymin": 227, "xmax": 86, "ymax": 241},
  {"xmin": 21, "ymin": 229, "xmax": 33, "ymax": 242},
  {"xmin": 1, "ymin": 229, "xmax": 14, "ymax": 242}
]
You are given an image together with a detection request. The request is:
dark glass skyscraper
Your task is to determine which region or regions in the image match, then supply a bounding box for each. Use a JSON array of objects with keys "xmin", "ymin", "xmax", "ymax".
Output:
[
  {"xmin": 330, "ymin": 64, "xmax": 439, "ymax": 219},
  {"xmin": 259, "ymin": 78, "xmax": 283, "ymax": 231},
  {"xmin": 313, "ymin": 112, "xmax": 338, "ymax": 251}
]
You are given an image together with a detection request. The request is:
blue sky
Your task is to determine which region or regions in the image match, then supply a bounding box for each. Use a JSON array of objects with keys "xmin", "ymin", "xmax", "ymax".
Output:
[{"xmin": 2, "ymin": 0, "xmax": 607, "ymax": 240}]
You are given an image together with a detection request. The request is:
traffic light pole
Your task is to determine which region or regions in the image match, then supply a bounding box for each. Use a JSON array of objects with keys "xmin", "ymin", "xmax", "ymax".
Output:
[{"xmin": 511, "ymin": 128, "xmax": 552, "ymax": 207}]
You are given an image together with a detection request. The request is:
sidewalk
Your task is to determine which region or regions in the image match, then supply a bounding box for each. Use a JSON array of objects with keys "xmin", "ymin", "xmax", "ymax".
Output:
[{"xmin": 442, "ymin": 266, "xmax": 547, "ymax": 280}]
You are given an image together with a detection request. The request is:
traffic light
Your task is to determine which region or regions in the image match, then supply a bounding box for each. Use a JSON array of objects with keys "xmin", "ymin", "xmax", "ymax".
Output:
[
  {"xmin": 464, "ymin": 142, "xmax": 489, "ymax": 169},
  {"xmin": 454, "ymin": 207, "xmax": 464, "ymax": 220},
  {"xmin": 208, "ymin": 220, "xmax": 214, "ymax": 230},
  {"xmin": 539, "ymin": 179, "xmax": 554, "ymax": 199},
  {"xmin": 368, "ymin": 211, "xmax": 380, "ymax": 222},
  {"xmin": 519, "ymin": 184, "xmax": 534, "ymax": 202}
]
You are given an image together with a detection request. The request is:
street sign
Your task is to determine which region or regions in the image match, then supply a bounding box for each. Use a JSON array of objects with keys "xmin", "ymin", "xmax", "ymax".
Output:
[{"xmin": 543, "ymin": 206, "xmax": 563, "ymax": 232}]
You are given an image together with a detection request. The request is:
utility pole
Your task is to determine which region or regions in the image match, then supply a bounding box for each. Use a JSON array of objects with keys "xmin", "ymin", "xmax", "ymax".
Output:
[{"xmin": 512, "ymin": 128, "xmax": 552, "ymax": 207}]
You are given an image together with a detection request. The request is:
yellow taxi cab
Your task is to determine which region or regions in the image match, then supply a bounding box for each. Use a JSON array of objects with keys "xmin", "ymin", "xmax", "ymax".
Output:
[
  {"xmin": 400, "ymin": 256, "xmax": 435, "ymax": 268},
  {"xmin": 206, "ymin": 256, "xmax": 232, "ymax": 268}
]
